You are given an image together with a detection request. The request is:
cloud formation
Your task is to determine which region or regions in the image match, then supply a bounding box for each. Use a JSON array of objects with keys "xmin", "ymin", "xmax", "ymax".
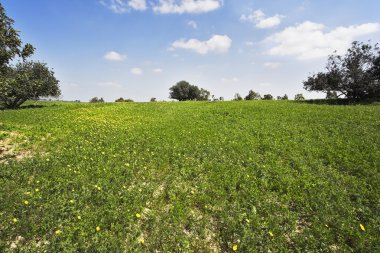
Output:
[
  {"xmin": 241, "ymin": 9, "xmax": 284, "ymax": 29},
  {"xmin": 153, "ymin": 68, "xmax": 163, "ymax": 73},
  {"xmin": 104, "ymin": 51, "xmax": 126, "ymax": 61},
  {"xmin": 188, "ymin": 20, "xmax": 197, "ymax": 29},
  {"xmin": 263, "ymin": 62, "xmax": 280, "ymax": 69},
  {"xmin": 267, "ymin": 21, "xmax": 380, "ymax": 60},
  {"xmin": 100, "ymin": 0, "xmax": 146, "ymax": 13},
  {"xmin": 130, "ymin": 67, "xmax": 143, "ymax": 75},
  {"xmin": 171, "ymin": 35, "xmax": 232, "ymax": 54},
  {"xmin": 153, "ymin": 0, "xmax": 223, "ymax": 14}
]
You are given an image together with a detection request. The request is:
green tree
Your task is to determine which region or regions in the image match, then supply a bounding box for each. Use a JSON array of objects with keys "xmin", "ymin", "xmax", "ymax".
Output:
[
  {"xmin": 115, "ymin": 97, "xmax": 125, "ymax": 102},
  {"xmin": 169, "ymin": 81, "xmax": 210, "ymax": 101},
  {"xmin": 199, "ymin": 88, "xmax": 210, "ymax": 101},
  {"xmin": 233, "ymin": 93, "xmax": 243, "ymax": 101},
  {"xmin": 303, "ymin": 41, "xmax": 380, "ymax": 100},
  {"xmin": 245, "ymin": 90, "xmax": 261, "ymax": 100},
  {"xmin": 0, "ymin": 62, "xmax": 60, "ymax": 108},
  {"xmin": 0, "ymin": 3, "xmax": 34, "ymax": 71},
  {"xmin": 294, "ymin": 93, "xmax": 305, "ymax": 100},
  {"xmin": 90, "ymin": 97, "xmax": 104, "ymax": 103},
  {"xmin": 262, "ymin": 94, "xmax": 273, "ymax": 100},
  {"xmin": 326, "ymin": 91, "xmax": 338, "ymax": 99},
  {"xmin": 0, "ymin": 3, "xmax": 60, "ymax": 108},
  {"xmin": 282, "ymin": 94, "xmax": 288, "ymax": 100}
]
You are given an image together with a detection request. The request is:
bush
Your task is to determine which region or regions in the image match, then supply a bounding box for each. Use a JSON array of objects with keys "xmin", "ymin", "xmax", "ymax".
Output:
[
  {"xmin": 115, "ymin": 98, "xmax": 134, "ymax": 103},
  {"xmin": 89, "ymin": 97, "xmax": 104, "ymax": 103}
]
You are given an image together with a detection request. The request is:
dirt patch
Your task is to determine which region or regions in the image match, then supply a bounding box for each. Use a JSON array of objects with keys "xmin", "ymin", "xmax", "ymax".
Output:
[{"xmin": 0, "ymin": 131, "xmax": 32, "ymax": 163}]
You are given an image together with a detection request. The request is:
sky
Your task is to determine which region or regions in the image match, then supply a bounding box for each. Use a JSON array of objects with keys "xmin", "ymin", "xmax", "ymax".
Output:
[{"xmin": 2, "ymin": 0, "xmax": 380, "ymax": 101}]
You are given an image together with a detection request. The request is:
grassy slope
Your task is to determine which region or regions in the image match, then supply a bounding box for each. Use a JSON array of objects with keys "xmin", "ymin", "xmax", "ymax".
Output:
[{"xmin": 0, "ymin": 101, "xmax": 379, "ymax": 252}]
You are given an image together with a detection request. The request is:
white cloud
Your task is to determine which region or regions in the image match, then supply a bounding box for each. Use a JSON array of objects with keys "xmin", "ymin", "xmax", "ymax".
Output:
[
  {"xmin": 100, "ymin": 0, "xmax": 146, "ymax": 13},
  {"xmin": 153, "ymin": 0, "xmax": 223, "ymax": 14},
  {"xmin": 263, "ymin": 62, "xmax": 280, "ymax": 69},
  {"xmin": 171, "ymin": 34, "xmax": 232, "ymax": 54},
  {"xmin": 244, "ymin": 41, "xmax": 254, "ymax": 47},
  {"xmin": 188, "ymin": 20, "xmax": 197, "ymax": 29},
  {"xmin": 130, "ymin": 67, "xmax": 143, "ymax": 75},
  {"xmin": 241, "ymin": 9, "xmax": 284, "ymax": 29},
  {"xmin": 153, "ymin": 68, "xmax": 163, "ymax": 73},
  {"xmin": 221, "ymin": 77, "xmax": 239, "ymax": 83},
  {"xmin": 267, "ymin": 21, "xmax": 380, "ymax": 60},
  {"xmin": 128, "ymin": 0, "xmax": 147, "ymax": 10},
  {"xmin": 104, "ymin": 51, "xmax": 126, "ymax": 61},
  {"xmin": 97, "ymin": 81, "xmax": 122, "ymax": 88}
]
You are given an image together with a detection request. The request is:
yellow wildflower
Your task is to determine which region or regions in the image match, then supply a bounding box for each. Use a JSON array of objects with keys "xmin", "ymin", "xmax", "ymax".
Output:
[
  {"xmin": 12, "ymin": 218, "xmax": 18, "ymax": 223},
  {"xmin": 24, "ymin": 200, "xmax": 29, "ymax": 205},
  {"xmin": 69, "ymin": 199, "xmax": 75, "ymax": 203},
  {"xmin": 232, "ymin": 244, "xmax": 238, "ymax": 251},
  {"xmin": 140, "ymin": 239, "xmax": 145, "ymax": 244},
  {"xmin": 96, "ymin": 226, "xmax": 101, "ymax": 232},
  {"xmin": 269, "ymin": 231, "xmax": 274, "ymax": 237},
  {"xmin": 35, "ymin": 188, "xmax": 40, "ymax": 192},
  {"xmin": 136, "ymin": 213, "xmax": 141, "ymax": 218},
  {"xmin": 77, "ymin": 215, "xmax": 81, "ymax": 220},
  {"xmin": 360, "ymin": 224, "xmax": 365, "ymax": 231},
  {"xmin": 55, "ymin": 230, "xmax": 61, "ymax": 235}
]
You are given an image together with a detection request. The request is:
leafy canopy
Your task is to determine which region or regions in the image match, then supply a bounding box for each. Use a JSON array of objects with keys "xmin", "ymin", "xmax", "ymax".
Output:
[
  {"xmin": 169, "ymin": 81, "xmax": 210, "ymax": 101},
  {"xmin": 303, "ymin": 41, "xmax": 380, "ymax": 100},
  {"xmin": 0, "ymin": 3, "xmax": 60, "ymax": 108},
  {"xmin": 0, "ymin": 61, "xmax": 60, "ymax": 108},
  {"xmin": 0, "ymin": 3, "xmax": 34, "ymax": 70},
  {"xmin": 245, "ymin": 90, "xmax": 261, "ymax": 100}
]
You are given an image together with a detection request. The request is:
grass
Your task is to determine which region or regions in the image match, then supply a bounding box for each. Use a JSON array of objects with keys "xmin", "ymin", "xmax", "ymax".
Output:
[{"xmin": 0, "ymin": 100, "xmax": 379, "ymax": 252}]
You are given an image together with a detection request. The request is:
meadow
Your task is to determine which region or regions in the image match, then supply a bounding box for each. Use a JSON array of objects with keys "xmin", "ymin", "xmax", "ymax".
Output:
[{"xmin": 0, "ymin": 100, "xmax": 379, "ymax": 252}]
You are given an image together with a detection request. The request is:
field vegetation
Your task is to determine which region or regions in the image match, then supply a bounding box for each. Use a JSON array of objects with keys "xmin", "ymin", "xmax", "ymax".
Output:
[{"xmin": 1, "ymin": 100, "xmax": 379, "ymax": 252}]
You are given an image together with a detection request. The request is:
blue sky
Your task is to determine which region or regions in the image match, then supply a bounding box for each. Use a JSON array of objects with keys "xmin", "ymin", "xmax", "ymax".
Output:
[{"xmin": 3, "ymin": 0, "xmax": 380, "ymax": 101}]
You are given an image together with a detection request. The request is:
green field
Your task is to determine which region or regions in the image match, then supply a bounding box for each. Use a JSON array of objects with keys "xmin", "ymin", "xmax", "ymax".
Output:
[{"xmin": 0, "ymin": 101, "xmax": 379, "ymax": 252}]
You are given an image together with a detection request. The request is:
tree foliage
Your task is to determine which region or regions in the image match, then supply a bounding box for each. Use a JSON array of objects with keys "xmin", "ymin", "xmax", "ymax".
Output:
[
  {"xmin": 233, "ymin": 93, "xmax": 243, "ymax": 101},
  {"xmin": 294, "ymin": 94, "xmax": 305, "ymax": 100},
  {"xmin": 245, "ymin": 90, "xmax": 261, "ymax": 100},
  {"xmin": 169, "ymin": 81, "xmax": 210, "ymax": 101},
  {"xmin": 0, "ymin": 3, "xmax": 34, "ymax": 70},
  {"xmin": 262, "ymin": 94, "xmax": 273, "ymax": 100},
  {"xmin": 0, "ymin": 3, "xmax": 60, "ymax": 108},
  {"xmin": 115, "ymin": 97, "xmax": 133, "ymax": 102},
  {"xmin": 303, "ymin": 41, "xmax": 380, "ymax": 100},
  {"xmin": 90, "ymin": 97, "xmax": 104, "ymax": 103},
  {"xmin": 0, "ymin": 62, "xmax": 60, "ymax": 108}
]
